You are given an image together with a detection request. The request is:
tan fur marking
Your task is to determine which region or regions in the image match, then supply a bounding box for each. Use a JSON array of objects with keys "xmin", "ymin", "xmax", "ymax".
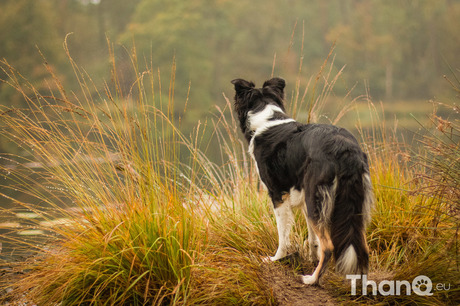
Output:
[
  {"xmin": 282, "ymin": 193, "xmax": 290, "ymax": 202},
  {"xmin": 302, "ymin": 221, "xmax": 334, "ymax": 285},
  {"xmin": 310, "ymin": 223, "xmax": 334, "ymax": 251}
]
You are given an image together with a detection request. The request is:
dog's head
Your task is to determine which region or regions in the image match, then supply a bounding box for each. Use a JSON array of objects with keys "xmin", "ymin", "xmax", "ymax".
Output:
[{"xmin": 231, "ymin": 77, "xmax": 286, "ymax": 140}]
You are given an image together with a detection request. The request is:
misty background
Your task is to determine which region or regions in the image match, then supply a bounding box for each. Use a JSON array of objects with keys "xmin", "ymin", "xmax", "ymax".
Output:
[{"xmin": 1, "ymin": 0, "xmax": 459, "ymax": 152}]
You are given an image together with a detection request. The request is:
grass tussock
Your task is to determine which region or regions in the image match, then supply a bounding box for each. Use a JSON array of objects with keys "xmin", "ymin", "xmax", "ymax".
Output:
[
  {"xmin": 0, "ymin": 42, "xmax": 459, "ymax": 305},
  {"xmin": 0, "ymin": 46, "xmax": 202, "ymax": 304},
  {"xmin": 0, "ymin": 41, "xmax": 278, "ymax": 305}
]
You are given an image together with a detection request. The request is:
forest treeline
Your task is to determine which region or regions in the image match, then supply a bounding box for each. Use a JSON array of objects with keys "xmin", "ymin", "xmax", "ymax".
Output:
[{"xmin": 1, "ymin": 0, "xmax": 459, "ymax": 112}]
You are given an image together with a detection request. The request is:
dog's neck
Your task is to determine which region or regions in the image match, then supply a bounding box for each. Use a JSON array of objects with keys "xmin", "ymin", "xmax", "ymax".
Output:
[
  {"xmin": 246, "ymin": 104, "xmax": 294, "ymax": 142},
  {"xmin": 248, "ymin": 104, "xmax": 284, "ymax": 131}
]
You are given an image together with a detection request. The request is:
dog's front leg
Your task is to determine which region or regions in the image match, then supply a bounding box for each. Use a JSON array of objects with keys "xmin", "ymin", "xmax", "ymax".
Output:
[{"xmin": 269, "ymin": 201, "xmax": 294, "ymax": 261}]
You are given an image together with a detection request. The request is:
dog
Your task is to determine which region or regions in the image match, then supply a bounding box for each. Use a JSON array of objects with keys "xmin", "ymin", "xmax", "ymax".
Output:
[{"xmin": 231, "ymin": 77, "xmax": 373, "ymax": 285}]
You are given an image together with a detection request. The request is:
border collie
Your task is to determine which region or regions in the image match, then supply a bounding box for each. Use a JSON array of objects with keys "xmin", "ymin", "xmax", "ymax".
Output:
[{"xmin": 231, "ymin": 77, "xmax": 374, "ymax": 285}]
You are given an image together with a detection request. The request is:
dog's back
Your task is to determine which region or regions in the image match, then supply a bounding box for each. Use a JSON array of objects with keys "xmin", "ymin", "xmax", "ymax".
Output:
[{"xmin": 256, "ymin": 122, "xmax": 373, "ymax": 276}]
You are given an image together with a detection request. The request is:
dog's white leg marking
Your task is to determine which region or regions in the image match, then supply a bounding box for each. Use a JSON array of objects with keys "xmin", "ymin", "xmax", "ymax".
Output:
[
  {"xmin": 269, "ymin": 199, "xmax": 294, "ymax": 261},
  {"xmin": 301, "ymin": 204, "xmax": 319, "ymax": 263},
  {"xmin": 289, "ymin": 188, "xmax": 305, "ymax": 208},
  {"xmin": 302, "ymin": 232, "xmax": 322, "ymax": 285},
  {"xmin": 302, "ymin": 274, "xmax": 318, "ymax": 285},
  {"xmin": 307, "ymin": 219, "xmax": 319, "ymax": 263},
  {"xmin": 301, "ymin": 237, "xmax": 323, "ymax": 285}
]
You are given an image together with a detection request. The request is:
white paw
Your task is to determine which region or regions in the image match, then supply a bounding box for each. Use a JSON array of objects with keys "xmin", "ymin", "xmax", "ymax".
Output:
[
  {"xmin": 262, "ymin": 256, "xmax": 273, "ymax": 263},
  {"xmin": 302, "ymin": 274, "xmax": 318, "ymax": 285}
]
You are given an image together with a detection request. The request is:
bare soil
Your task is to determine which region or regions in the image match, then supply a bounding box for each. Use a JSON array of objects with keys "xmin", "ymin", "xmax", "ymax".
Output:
[
  {"xmin": 261, "ymin": 265, "xmax": 336, "ymax": 305},
  {"xmin": 0, "ymin": 257, "xmax": 33, "ymax": 305},
  {"xmin": 260, "ymin": 253, "xmax": 338, "ymax": 305}
]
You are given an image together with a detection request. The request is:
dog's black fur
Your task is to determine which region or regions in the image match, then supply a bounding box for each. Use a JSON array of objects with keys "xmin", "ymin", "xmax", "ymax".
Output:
[{"xmin": 231, "ymin": 77, "xmax": 373, "ymax": 285}]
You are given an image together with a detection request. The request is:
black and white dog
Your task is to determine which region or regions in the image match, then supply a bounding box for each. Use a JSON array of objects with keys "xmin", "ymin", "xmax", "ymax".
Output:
[{"xmin": 231, "ymin": 77, "xmax": 373, "ymax": 285}]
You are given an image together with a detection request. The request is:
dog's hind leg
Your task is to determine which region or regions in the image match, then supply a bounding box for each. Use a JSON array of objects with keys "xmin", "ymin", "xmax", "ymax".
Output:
[
  {"xmin": 269, "ymin": 197, "xmax": 295, "ymax": 262},
  {"xmin": 301, "ymin": 221, "xmax": 333, "ymax": 285},
  {"xmin": 301, "ymin": 205, "xmax": 319, "ymax": 264}
]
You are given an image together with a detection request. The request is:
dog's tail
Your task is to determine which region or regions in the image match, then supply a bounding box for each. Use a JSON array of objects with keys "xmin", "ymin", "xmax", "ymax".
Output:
[{"xmin": 331, "ymin": 158, "xmax": 374, "ymax": 276}]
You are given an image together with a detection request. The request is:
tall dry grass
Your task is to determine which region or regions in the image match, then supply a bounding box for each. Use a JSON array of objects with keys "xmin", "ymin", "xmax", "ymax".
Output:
[
  {"xmin": 1, "ymin": 39, "xmax": 279, "ymax": 304},
  {"xmin": 1, "ymin": 43, "xmax": 201, "ymax": 304}
]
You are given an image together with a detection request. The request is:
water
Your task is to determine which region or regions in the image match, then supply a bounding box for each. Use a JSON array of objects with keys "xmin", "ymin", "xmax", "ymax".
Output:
[
  {"xmin": 0, "ymin": 208, "xmax": 55, "ymax": 261},
  {"xmin": 0, "ymin": 173, "xmax": 67, "ymax": 262}
]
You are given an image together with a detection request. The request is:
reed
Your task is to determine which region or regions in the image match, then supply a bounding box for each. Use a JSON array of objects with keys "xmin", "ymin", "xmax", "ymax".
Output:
[{"xmin": 1, "ymin": 42, "xmax": 205, "ymax": 304}]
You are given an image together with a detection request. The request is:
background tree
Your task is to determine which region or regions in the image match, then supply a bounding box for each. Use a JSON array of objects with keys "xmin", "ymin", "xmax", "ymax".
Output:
[
  {"xmin": 1, "ymin": 0, "xmax": 459, "ymax": 112},
  {"xmin": 0, "ymin": 0, "xmax": 63, "ymax": 107}
]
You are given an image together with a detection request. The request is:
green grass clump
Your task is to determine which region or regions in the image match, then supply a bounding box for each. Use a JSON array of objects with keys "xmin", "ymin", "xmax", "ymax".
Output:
[
  {"xmin": 0, "ymin": 47, "xmax": 203, "ymax": 304},
  {"xmin": 0, "ymin": 43, "xmax": 276, "ymax": 304}
]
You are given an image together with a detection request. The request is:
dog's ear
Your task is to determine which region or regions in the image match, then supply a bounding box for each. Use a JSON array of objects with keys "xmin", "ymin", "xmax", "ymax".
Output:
[
  {"xmin": 231, "ymin": 79, "xmax": 255, "ymax": 96},
  {"xmin": 263, "ymin": 77, "xmax": 285, "ymax": 94}
]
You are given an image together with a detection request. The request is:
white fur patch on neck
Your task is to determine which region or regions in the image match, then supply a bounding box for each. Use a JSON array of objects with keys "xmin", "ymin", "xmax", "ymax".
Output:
[
  {"xmin": 249, "ymin": 104, "xmax": 283, "ymax": 131},
  {"xmin": 247, "ymin": 104, "xmax": 295, "ymax": 158},
  {"xmin": 248, "ymin": 104, "xmax": 294, "ymax": 136}
]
